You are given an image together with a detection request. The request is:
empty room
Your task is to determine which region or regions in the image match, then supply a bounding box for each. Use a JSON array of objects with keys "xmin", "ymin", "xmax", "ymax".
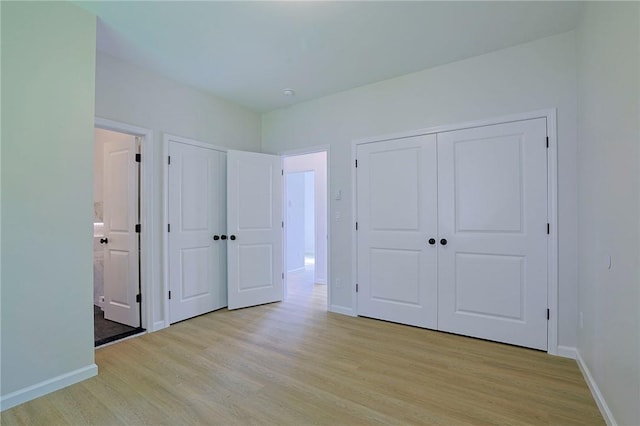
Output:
[{"xmin": 1, "ymin": 1, "xmax": 639, "ymax": 425}]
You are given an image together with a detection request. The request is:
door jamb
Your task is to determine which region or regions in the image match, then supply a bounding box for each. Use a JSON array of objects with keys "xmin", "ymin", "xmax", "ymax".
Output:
[
  {"xmin": 279, "ymin": 146, "xmax": 331, "ymax": 312},
  {"xmin": 94, "ymin": 117, "xmax": 154, "ymax": 334},
  {"xmin": 351, "ymin": 109, "xmax": 559, "ymax": 355}
]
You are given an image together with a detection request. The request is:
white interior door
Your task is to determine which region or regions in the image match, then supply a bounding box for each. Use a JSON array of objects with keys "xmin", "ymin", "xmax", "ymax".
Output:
[
  {"xmin": 437, "ymin": 118, "xmax": 548, "ymax": 350},
  {"xmin": 103, "ymin": 136, "xmax": 139, "ymax": 327},
  {"xmin": 356, "ymin": 135, "xmax": 438, "ymax": 328},
  {"xmin": 227, "ymin": 150, "xmax": 283, "ymax": 310},
  {"xmin": 168, "ymin": 141, "xmax": 226, "ymax": 324}
]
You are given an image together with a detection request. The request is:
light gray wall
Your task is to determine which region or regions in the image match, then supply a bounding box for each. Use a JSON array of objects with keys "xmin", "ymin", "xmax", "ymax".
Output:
[
  {"xmin": 286, "ymin": 172, "xmax": 306, "ymax": 272},
  {"xmin": 304, "ymin": 172, "xmax": 315, "ymax": 255},
  {"xmin": 95, "ymin": 52, "xmax": 262, "ymax": 326},
  {"xmin": 1, "ymin": 1, "xmax": 97, "ymax": 398},
  {"xmin": 576, "ymin": 3, "xmax": 640, "ymax": 424},
  {"xmin": 262, "ymin": 32, "xmax": 579, "ymax": 348}
]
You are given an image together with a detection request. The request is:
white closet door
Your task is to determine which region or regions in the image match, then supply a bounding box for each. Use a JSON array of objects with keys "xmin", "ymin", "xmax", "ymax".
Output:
[
  {"xmin": 356, "ymin": 135, "xmax": 438, "ymax": 328},
  {"xmin": 103, "ymin": 136, "xmax": 139, "ymax": 327},
  {"xmin": 437, "ymin": 118, "xmax": 548, "ymax": 350},
  {"xmin": 227, "ymin": 150, "xmax": 283, "ymax": 310},
  {"xmin": 168, "ymin": 141, "xmax": 225, "ymax": 324}
]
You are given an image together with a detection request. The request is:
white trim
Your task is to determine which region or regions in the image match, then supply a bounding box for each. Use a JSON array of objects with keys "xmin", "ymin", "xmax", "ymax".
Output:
[
  {"xmin": 351, "ymin": 109, "xmax": 560, "ymax": 354},
  {"xmin": 0, "ymin": 364, "xmax": 97, "ymax": 411},
  {"xmin": 329, "ymin": 304, "xmax": 356, "ymax": 317},
  {"xmin": 576, "ymin": 350, "xmax": 617, "ymax": 426},
  {"xmin": 94, "ymin": 118, "xmax": 154, "ymax": 333},
  {"xmin": 162, "ymin": 134, "xmax": 228, "ymax": 328},
  {"xmin": 556, "ymin": 345, "xmax": 577, "ymax": 359},
  {"xmin": 351, "ymin": 141, "xmax": 359, "ymax": 316},
  {"xmin": 546, "ymin": 110, "xmax": 560, "ymax": 356},
  {"xmin": 152, "ymin": 320, "xmax": 167, "ymax": 332},
  {"xmin": 280, "ymin": 145, "xmax": 331, "ymax": 312},
  {"xmin": 353, "ymin": 108, "xmax": 558, "ymax": 145},
  {"xmin": 164, "ymin": 133, "xmax": 228, "ymax": 152}
]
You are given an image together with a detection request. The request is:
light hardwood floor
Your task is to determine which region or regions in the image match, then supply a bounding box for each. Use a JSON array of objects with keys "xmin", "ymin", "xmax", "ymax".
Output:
[{"xmin": 2, "ymin": 270, "xmax": 602, "ymax": 425}]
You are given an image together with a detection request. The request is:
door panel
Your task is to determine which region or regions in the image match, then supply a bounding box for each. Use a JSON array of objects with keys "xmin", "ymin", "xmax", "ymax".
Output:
[
  {"xmin": 227, "ymin": 150, "xmax": 283, "ymax": 310},
  {"xmin": 169, "ymin": 141, "xmax": 226, "ymax": 323},
  {"xmin": 437, "ymin": 118, "xmax": 548, "ymax": 350},
  {"xmin": 357, "ymin": 135, "xmax": 438, "ymax": 329},
  {"xmin": 103, "ymin": 136, "xmax": 139, "ymax": 327}
]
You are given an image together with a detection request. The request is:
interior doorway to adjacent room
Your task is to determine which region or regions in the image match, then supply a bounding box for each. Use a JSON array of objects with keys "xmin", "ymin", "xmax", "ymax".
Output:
[
  {"xmin": 93, "ymin": 127, "xmax": 145, "ymax": 346},
  {"xmin": 283, "ymin": 151, "xmax": 328, "ymax": 303}
]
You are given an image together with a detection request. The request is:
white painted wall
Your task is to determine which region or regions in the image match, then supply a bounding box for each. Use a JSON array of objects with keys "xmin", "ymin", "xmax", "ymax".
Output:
[
  {"xmin": 286, "ymin": 172, "xmax": 306, "ymax": 272},
  {"xmin": 576, "ymin": 3, "xmax": 640, "ymax": 425},
  {"xmin": 95, "ymin": 52, "xmax": 262, "ymax": 327},
  {"xmin": 283, "ymin": 152, "xmax": 328, "ymax": 285},
  {"xmin": 263, "ymin": 32, "xmax": 578, "ymax": 347},
  {"xmin": 1, "ymin": 1, "xmax": 97, "ymax": 407},
  {"xmin": 304, "ymin": 172, "xmax": 315, "ymax": 255}
]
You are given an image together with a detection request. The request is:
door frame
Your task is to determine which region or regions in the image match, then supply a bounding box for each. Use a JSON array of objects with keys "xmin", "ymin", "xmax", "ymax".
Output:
[
  {"xmin": 94, "ymin": 117, "xmax": 154, "ymax": 333},
  {"xmin": 351, "ymin": 109, "xmax": 559, "ymax": 356},
  {"xmin": 279, "ymin": 146, "xmax": 331, "ymax": 311},
  {"xmin": 162, "ymin": 134, "xmax": 229, "ymax": 328}
]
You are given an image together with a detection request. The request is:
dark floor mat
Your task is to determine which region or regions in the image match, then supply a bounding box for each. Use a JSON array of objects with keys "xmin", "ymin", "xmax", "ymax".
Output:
[{"xmin": 94, "ymin": 305, "xmax": 143, "ymax": 346}]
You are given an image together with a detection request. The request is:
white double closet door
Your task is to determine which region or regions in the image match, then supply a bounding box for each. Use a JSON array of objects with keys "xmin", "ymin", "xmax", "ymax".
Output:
[
  {"xmin": 357, "ymin": 118, "xmax": 548, "ymax": 350},
  {"xmin": 168, "ymin": 139, "xmax": 283, "ymax": 323}
]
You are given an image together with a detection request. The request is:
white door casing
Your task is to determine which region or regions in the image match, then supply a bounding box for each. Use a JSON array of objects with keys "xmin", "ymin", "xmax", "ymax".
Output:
[
  {"xmin": 356, "ymin": 135, "xmax": 438, "ymax": 329},
  {"xmin": 227, "ymin": 150, "xmax": 283, "ymax": 310},
  {"xmin": 168, "ymin": 141, "xmax": 227, "ymax": 323},
  {"xmin": 437, "ymin": 118, "xmax": 548, "ymax": 350},
  {"xmin": 103, "ymin": 135, "xmax": 139, "ymax": 327}
]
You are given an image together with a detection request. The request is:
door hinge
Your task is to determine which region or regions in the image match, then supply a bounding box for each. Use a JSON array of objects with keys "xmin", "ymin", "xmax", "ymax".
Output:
[
  {"xmin": 168, "ymin": 155, "xmax": 171, "ymax": 165},
  {"xmin": 546, "ymin": 136, "xmax": 549, "ymax": 148},
  {"xmin": 355, "ymin": 222, "xmax": 358, "ymax": 230},
  {"xmin": 135, "ymin": 153, "xmax": 141, "ymax": 163},
  {"xmin": 168, "ymin": 291, "xmax": 172, "ymax": 300},
  {"xmin": 282, "ymin": 221, "xmax": 284, "ymax": 228},
  {"xmin": 547, "ymin": 223, "xmax": 550, "ymax": 234},
  {"xmin": 355, "ymin": 159, "xmax": 358, "ymax": 168},
  {"xmin": 356, "ymin": 283, "xmax": 359, "ymax": 293},
  {"xmin": 282, "ymin": 169, "xmax": 284, "ymax": 176},
  {"xmin": 168, "ymin": 224, "xmax": 171, "ymax": 232},
  {"xmin": 135, "ymin": 224, "xmax": 141, "ymax": 233},
  {"xmin": 136, "ymin": 293, "xmax": 141, "ymax": 303},
  {"xmin": 547, "ymin": 308, "xmax": 550, "ymax": 320},
  {"xmin": 282, "ymin": 272, "xmax": 284, "ymax": 279}
]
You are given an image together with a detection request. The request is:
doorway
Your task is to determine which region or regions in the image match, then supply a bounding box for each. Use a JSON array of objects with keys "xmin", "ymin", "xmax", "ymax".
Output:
[
  {"xmin": 93, "ymin": 127, "xmax": 145, "ymax": 346},
  {"xmin": 283, "ymin": 151, "xmax": 328, "ymax": 304}
]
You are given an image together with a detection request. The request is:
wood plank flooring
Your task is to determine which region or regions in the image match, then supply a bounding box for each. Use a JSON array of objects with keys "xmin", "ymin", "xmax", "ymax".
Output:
[{"xmin": 2, "ymin": 270, "xmax": 603, "ymax": 425}]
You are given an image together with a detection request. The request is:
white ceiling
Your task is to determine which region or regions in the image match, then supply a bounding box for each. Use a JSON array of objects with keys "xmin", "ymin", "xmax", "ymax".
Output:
[{"xmin": 78, "ymin": 1, "xmax": 583, "ymax": 112}]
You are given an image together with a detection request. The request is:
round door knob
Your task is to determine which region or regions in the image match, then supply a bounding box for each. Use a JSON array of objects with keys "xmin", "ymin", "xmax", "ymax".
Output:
[
  {"xmin": 99, "ymin": 237, "xmax": 108, "ymax": 244},
  {"xmin": 220, "ymin": 235, "xmax": 227, "ymax": 240},
  {"xmin": 230, "ymin": 235, "xmax": 236, "ymax": 241},
  {"xmin": 428, "ymin": 238, "xmax": 436, "ymax": 245},
  {"xmin": 213, "ymin": 235, "xmax": 220, "ymax": 241},
  {"xmin": 440, "ymin": 238, "xmax": 448, "ymax": 246}
]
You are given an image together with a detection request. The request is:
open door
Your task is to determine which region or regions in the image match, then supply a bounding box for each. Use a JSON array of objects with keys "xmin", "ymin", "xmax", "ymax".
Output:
[
  {"xmin": 227, "ymin": 150, "xmax": 283, "ymax": 310},
  {"xmin": 168, "ymin": 140, "xmax": 227, "ymax": 323},
  {"xmin": 103, "ymin": 136, "xmax": 139, "ymax": 327}
]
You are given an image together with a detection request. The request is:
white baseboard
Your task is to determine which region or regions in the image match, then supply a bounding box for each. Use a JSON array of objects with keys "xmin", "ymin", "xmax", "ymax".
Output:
[
  {"xmin": 329, "ymin": 304, "xmax": 356, "ymax": 317},
  {"xmin": 0, "ymin": 364, "xmax": 98, "ymax": 412},
  {"xmin": 556, "ymin": 345, "xmax": 577, "ymax": 359},
  {"xmin": 153, "ymin": 320, "xmax": 168, "ymax": 332},
  {"xmin": 576, "ymin": 350, "xmax": 617, "ymax": 426}
]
